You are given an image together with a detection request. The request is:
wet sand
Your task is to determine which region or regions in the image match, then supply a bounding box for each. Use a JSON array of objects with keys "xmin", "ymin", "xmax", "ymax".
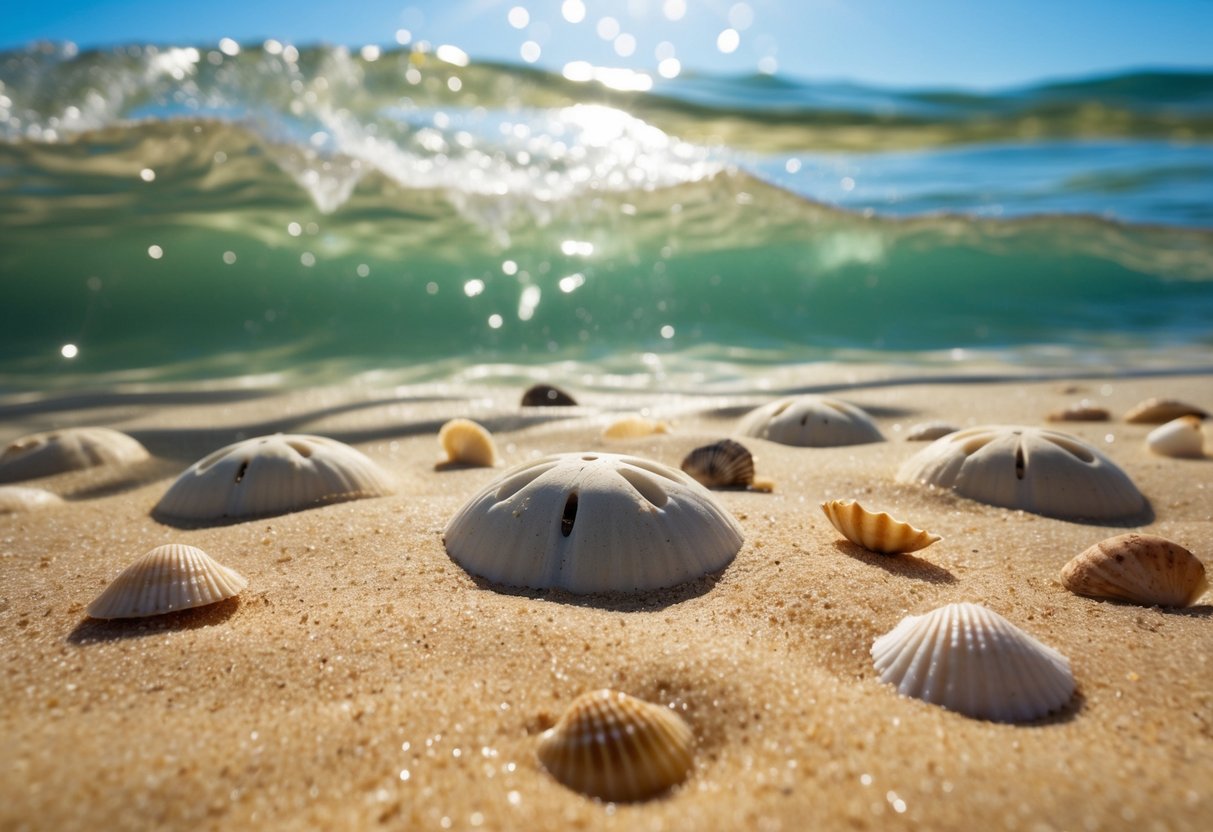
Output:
[{"xmin": 1, "ymin": 373, "xmax": 1211, "ymax": 831}]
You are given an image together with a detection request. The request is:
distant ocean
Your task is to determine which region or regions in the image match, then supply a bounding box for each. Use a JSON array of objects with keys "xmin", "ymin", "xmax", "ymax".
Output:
[{"xmin": 2, "ymin": 42, "xmax": 1212, "ymax": 391}]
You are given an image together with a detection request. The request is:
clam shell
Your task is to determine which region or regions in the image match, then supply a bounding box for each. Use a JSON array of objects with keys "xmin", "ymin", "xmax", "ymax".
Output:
[
  {"xmin": 444, "ymin": 452, "xmax": 743, "ymax": 593},
  {"xmin": 1124, "ymin": 397, "xmax": 1207, "ymax": 424},
  {"xmin": 0, "ymin": 486, "xmax": 65, "ymax": 514},
  {"xmin": 896, "ymin": 425, "xmax": 1145, "ymax": 521},
  {"xmin": 1047, "ymin": 402, "xmax": 1109, "ymax": 422},
  {"xmin": 904, "ymin": 421, "xmax": 958, "ymax": 442},
  {"xmin": 0, "ymin": 427, "xmax": 149, "ymax": 483},
  {"xmin": 820, "ymin": 499, "xmax": 941, "ymax": 554},
  {"xmin": 871, "ymin": 602, "xmax": 1075, "ymax": 723},
  {"xmin": 87, "ymin": 544, "xmax": 248, "ymax": 619},
  {"xmin": 521, "ymin": 384, "xmax": 577, "ymax": 407},
  {"xmin": 680, "ymin": 439, "xmax": 755, "ymax": 489},
  {"xmin": 438, "ymin": 419, "xmax": 499, "ymax": 467},
  {"xmin": 537, "ymin": 689, "xmax": 694, "ymax": 802},
  {"xmin": 154, "ymin": 434, "xmax": 395, "ymax": 521},
  {"xmin": 1061, "ymin": 533, "xmax": 1208, "ymax": 607},
  {"xmin": 601, "ymin": 415, "xmax": 671, "ymax": 440},
  {"xmin": 1145, "ymin": 416, "xmax": 1204, "ymax": 459},
  {"xmin": 739, "ymin": 395, "xmax": 884, "ymax": 447}
]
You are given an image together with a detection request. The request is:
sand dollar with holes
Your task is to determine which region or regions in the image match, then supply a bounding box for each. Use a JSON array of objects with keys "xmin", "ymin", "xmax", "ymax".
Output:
[
  {"xmin": 738, "ymin": 395, "xmax": 883, "ymax": 447},
  {"xmin": 443, "ymin": 452, "xmax": 744, "ymax": 593}
]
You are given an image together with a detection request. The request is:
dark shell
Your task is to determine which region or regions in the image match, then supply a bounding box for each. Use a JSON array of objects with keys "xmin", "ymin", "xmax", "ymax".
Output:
[
  {"xmin": 1047, "ymin": 404, "xmax": 1110, "ymax": 422},
  {"xmin": 521, "ymin": 384, "xmax": 577, "ymax": 407},
  {"xmin": 680, "ymin": 439, "xmax": 755, "ymax": 488}
]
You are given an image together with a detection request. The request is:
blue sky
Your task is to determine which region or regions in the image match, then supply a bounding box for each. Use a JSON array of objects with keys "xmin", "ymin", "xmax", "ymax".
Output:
[{"xmin": 6, "ymin": 0, "xmax": 1212, "ymax": 88}]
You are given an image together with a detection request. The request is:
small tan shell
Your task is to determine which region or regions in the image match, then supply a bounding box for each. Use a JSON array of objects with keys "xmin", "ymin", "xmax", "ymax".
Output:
[
  {"xmin": 1124, "ymin": 397, "xmax": 1207, "ymax": 424},
  {"xmin": 438, "ymin": 419, "xmax": 499, "ymax": 467},
  {"xmin": 1145, "ymin": 416, "xmax": 1204, "ymax": 459},
  {"xmin": 601, "ymin": 415, "xmax": 671, "ymax": 440},
  {"xmin": 821, "ymin": 499, "xmax": 941, "ymax": 554},
  {"xmin": 87, "ymin": 544, "xmax": 248, "ymax": 619},
  {"xmin": 1047, "ymin": 402, "xmax": 1110, "ymax": 422},
  {"xmin": 0, "ymin": 427, "xmax": 149, "ymax": 483},
  {"xmin": 680, "ymin": 439, "xmax": 755, "ymax": 489},
  {"xmin": 537, "ymin": 689, "xmax": 694, "ymax": 802},
  {"xmin": 0, "ymin": 486, "xmax": 65, "ymax": 514},
  {"xmin": 1060, "ymin": 533, "xmax": 1208, "ymax": 607},
  {"xmin": 521, "ymin": 384, "xmax": 577, "ymax": 407},
  {"xmin": 904, "ymin": 421, "xmax": 959, "ymax": 442}
]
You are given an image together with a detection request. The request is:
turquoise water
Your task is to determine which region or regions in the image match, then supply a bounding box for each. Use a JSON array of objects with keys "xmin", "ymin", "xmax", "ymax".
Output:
[{"xmin": 2, "ymin": 43, "xmax": 1212, "ymax": 389}]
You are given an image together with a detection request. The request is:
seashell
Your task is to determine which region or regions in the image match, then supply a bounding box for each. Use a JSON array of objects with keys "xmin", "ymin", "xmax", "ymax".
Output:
[
  {"xmin": 680, "ymin": 439, "xmax": 755, "ymax": 489},
  {"xmin": 0, "ymin": 427, "xmax": 149, "ymax": 483},
  {"xmin": 896, "ymin": 425, "xmax": 1145, "ymax": 521},
  {"xmin": 739, "ymin": 395, "xmax": 884, "ymax": 447},
  {"xmin": 1061, "ymin": 533, "xmax": 1208, "ymax": 607},
  {"xmin": 1047, "ymin": 402, "xmax": 1110, "ymax": 422},
  {"xmin": 444, "ymin": 452, "xmax": 743, "ymax": 593},
  {"xmin": 871, "ymin": 602, "xmax": 1075, "ymax": 723},
  {"xmin": 1145, "ymin": 415, "xmax": 1204, "ymax": 459},
  {"xmin": 1124, "ymin": 397, "xmax": 1206, "ymax": 424},
  {"xmin": 438, "ymin": 419, "xmax": 499, "ymax": 467},
  {"xmin": 904, "ymin": 421, "xmax": 958, "ymax": 442},
  {"xmin": 820, "ymin": 499, "xmax": 941, "ymax": 554},
  {"xmin": 154, "ymin": 434, "xmax": 395, "ymax": 521},
  {"xmin": 521, "ymin": 384, "xmax": 577, "ymax": 407},
  {"xmin": 87, "ymin": 544, "xmax": 248, "ymax": 619},
  {"xmin": 537, "ymin": 689, "xmax": 694, "ymax": 802},
  {"xmin": 0, "ymin": 486, "xmax": 65, "ymax": 514},
  {"xmin": 601, "ymin": 415, "xmax": 672, "ymax": 440}
]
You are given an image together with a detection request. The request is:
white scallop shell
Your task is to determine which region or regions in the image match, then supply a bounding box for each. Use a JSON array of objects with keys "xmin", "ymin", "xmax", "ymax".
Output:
[
  {"xmin": 739, "ymin": 396, "xmax": 883, "ymax": 447},
  {"xmin": 537, "ymin": 689, "xmax": 694, "ymax": 802},
  {"xmin": 1061, "ymin": 533, "xmax": 1208, "ymax": 607},
  {"xmin": 438, "ymin": 419, "xmax": 499, "ymax": 467},
  {"xmin": 1124, "ymin": 397, "xmax": 1206, "ymax": 424},
  {"xmin": 871, "ymin": 602, "xmax": 1075, "ymax": 723},
  {"xmin": 0, "ymin": 486, "xmax": 65, "ymax": 514},
  {"xmin": 154, "ymin": 434, "xmax": 395, "ymax": 521},
  {"xmin": 820, "ymin": 499, "xmax": 941, "ymax": 554},
  {"xmin": 443, "ymin": 452, "xmax": 744, "ymax": 593},
  {"xmin": 601, "ymin": 415, "xmax": 671, "ymax": 440},
  {"xmin": 904, "ymin": 421, "xmax": 959, "ymax": 442},
  {"xmin": 1145, "ymin": 416, "xmax": 1204, "ymax": 459},
  {"xmin": 0, "ymin": 427, "xmax": 149, "ymax": 482},
  {"xmin": 87, "ymin": 544, "xmax": 248, "ymax": 619},
  {"xmin": 896, "ymin": 425, "xmax": 1145, "ymax": 521}
]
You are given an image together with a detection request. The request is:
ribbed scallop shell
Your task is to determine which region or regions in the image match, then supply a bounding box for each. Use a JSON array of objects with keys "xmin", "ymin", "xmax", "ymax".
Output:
[
  {"xmin": 1145, "ymin": 416, "xmax": 1204, "ymax": 459},
  {"xmin": 601, "ymin": 415, "xmax": 672, "ymax": 440},
  {"xmin": 871, "ymin": 602, "xmax": 1075, "ymax": 723},
  {"xmin": 537, "ymin": 689, "xmax": 694, "ymax": 802},
  {"xmin": 443, "ymin": 452, "xmax": 743, "ymax": 593},
  {"xmin": 896, "ymin": 425, "xmax": 1145, "ymax": 521},
  {"xmin": 1047, "ymin": 403, "xmax": 1110, "ymax": 422},
  {"xmin": 680, "ymin": 439, "xmax": 755, "ymax": 488},
  {"xmin": 1124, "ymin": 397, "xmax": 1207, "ymax": 424},
  {"xmin": 739, "ymin": 395, "xmax": 884, "ymax": 447},
  {"xmin": 1061, "ymin": 533, "xmax": 1208, "ymax": 607},
  {"xmin": 154, "ymin": 434, "xmax": 395, "ymax": 521},
  {"xmin": 87, "ymin": 544, "xmax": 248, "ymax": 619},
  {"xmin": 820, "ymin": 499, "xmax": 941, "ymax": 554},
  {"xmin": 438, "ymin": 419, "xmax": 499, "ymax": 467},
  {"xmin": 904, "ymin": 421, "xmax": 959, "ymax": 442},
  {"xmin": 0, "ymin": 486, "xmax": 65, "ymax": 514},
  {"xmin": 521, "ymin": 384, "xmax": 577, "ymax": 407},
  {"xmin": 0, "ymin": 427, "xmax": 149, "ymax": 483}
]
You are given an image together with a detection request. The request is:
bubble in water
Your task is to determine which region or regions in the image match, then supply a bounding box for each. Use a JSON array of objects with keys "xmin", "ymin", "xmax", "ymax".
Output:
[
  {"xmin": 139, "ymin": 168, "xmax": 155, "ymax": 182},
  {"xmin": 147, "ymin": 245, "xmax": 163, "ymax": 259},
  {"xmin": 717, "ymin": 29, "xmax": 741, "ymax": 54},
  {"xmin": 60, "ymin": 344, "xmax": 78, "ymax": 359},
  {"xmin": 562, "ymin": 0, "xmax": 586, "ymax": 24},
  {"xmin": 508, "ymin": 7, "xmax": 529, "ymax": 29}
]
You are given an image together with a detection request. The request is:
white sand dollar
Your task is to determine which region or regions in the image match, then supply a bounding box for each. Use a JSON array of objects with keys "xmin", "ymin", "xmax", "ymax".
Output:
[
  {"xmin": 0, "ymin": 427, "xmax": 149, "ymax": 482},
  {"xmin": 0, "ymin": 486, "xmax": 65, "ymax": 514},
  {"xmin": 871, "ymin": 602, "xmax": 1075, "ymax": 723},
  {"xmin": 896, "ymin": 425, "xmax": 1145, "ymax": 521},
  {"xmin": 155, "ymin": 434, "xmax": 395, "ymax": 521},
  {"xmin": 444, "ymin": 452, "xmax": 743, "ymax": 593},
  {"xmin": 739, "ymin": 395, "xmax": 883, "ymax": 447},
  {"xmin": 87, "ymin": 543, "xmax": 248, "ymax": 619}
]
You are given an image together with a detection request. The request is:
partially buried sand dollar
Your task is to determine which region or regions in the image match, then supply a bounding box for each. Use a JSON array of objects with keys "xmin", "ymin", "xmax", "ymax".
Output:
[
  {"xmin": 739, "ymin": 395, "xmax": 883, "ymax": 447},
  {"xmin": 0, "ymin": 427, "xmax": 149, "ymax": 483}
]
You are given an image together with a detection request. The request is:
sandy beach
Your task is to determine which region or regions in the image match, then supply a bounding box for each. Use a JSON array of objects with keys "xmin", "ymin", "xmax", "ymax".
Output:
[{"xmin": 2, "ymin": 371, "xmax": 1211, "ymax": 831}]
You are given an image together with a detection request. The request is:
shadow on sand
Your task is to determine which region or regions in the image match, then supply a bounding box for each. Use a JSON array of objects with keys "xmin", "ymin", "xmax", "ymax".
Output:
[
  {"xmin": 832, "ymin": 540, "xmax": 957, "ymax": 584},
  {"xmin": 66, "ymin": 597, "xmax": 241, "ymax": 645}
]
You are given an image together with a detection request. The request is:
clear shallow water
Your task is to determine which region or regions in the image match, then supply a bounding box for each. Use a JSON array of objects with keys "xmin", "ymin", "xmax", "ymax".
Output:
[{"xmin": 2, "ymin": 42, "xmax": 1212, "ymax": 390}]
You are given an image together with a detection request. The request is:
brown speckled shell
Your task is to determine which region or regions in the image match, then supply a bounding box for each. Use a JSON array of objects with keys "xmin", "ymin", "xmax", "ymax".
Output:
[{"xmin": 1061, "ymin": 533, "xmax": 1208, "ymax": 607}]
